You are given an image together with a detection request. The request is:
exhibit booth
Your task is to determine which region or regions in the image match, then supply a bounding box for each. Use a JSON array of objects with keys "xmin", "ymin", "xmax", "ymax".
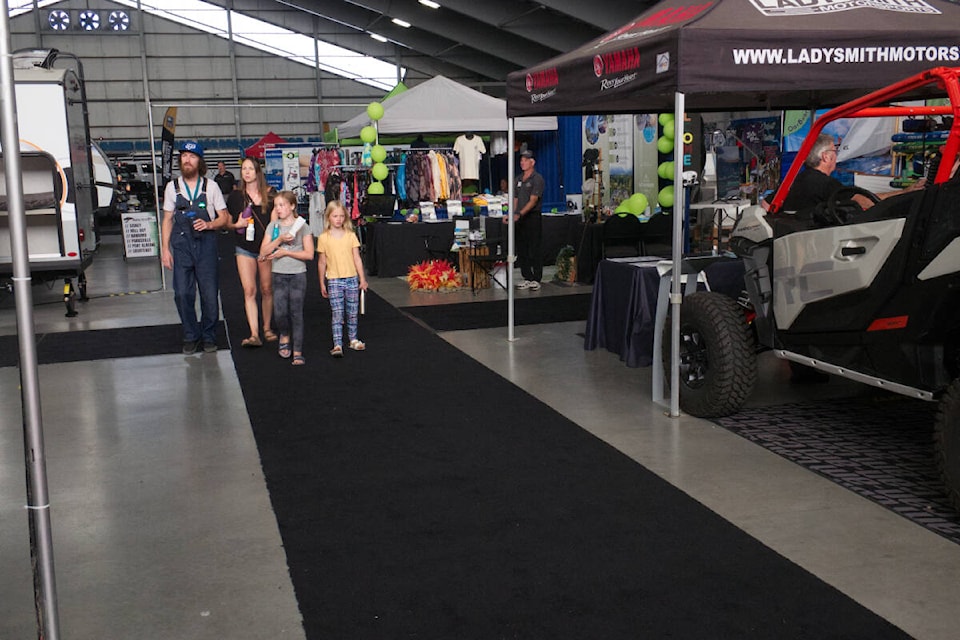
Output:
[{"xmin": 506, "ymin": 0, "xmax": 960, "ymax": 415}]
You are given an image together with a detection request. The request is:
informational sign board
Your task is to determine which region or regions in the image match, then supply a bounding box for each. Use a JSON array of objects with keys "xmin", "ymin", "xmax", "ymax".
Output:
[
  {"xmin": 121, "ymin": 212, "xmax": 159, "ymax": 258},
  {"xmin": 264, "ymin": 148, "xmax": 284, "ymax": 191}
]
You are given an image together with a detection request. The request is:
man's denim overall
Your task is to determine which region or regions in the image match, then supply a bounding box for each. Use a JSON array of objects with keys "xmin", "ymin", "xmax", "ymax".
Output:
[{"xmin": 171, "ymin": 178, "xmax": 219, "ymax": 345}]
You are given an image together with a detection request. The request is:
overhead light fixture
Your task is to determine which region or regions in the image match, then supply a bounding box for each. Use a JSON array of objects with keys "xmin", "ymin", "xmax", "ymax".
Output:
[
  {"xmin": 391, "ymin": 18, "xmax": 411, "ymax": 28},
  {"xmin": 419, "ymin": 0, "xmax": 440, "ymax": 9},
  {"xmin": 369, "ymin": 32, "xmax": 388, "ymax": 43}
]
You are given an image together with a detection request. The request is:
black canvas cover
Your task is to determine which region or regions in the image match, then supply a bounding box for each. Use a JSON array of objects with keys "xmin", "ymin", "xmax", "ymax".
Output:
[{"xmin": 506, "ymin": 0, "xmax": 960, "ymax": 116}]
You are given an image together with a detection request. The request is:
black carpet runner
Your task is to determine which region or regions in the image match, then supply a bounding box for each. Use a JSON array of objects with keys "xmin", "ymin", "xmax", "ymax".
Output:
[
  {"xmin": 400, "ymin": 292, "xmax": 591, "ymax": 332},
  {"xmin": 0, "ymin": 322, "xmax": 228, "ymax": 368},
  {"xmin": 218, "ymin": 242, "xmax": 909, "ymax": 639}
]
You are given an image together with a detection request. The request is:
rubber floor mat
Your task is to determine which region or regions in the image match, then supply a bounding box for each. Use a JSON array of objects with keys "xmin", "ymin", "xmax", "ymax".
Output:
[{"xmin": 712, "ymin": 394, "xmax": 960, "ymax": 544}]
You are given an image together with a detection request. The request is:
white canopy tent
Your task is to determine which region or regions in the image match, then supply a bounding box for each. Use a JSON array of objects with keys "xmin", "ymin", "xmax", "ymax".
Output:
[{"xmin": 338, "ymin": 75, "xmax": 557, "ymax": 137}]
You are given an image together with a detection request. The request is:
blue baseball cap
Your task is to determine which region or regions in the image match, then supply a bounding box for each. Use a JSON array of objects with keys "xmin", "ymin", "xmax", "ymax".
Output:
[{"xmin": 179, "ymin": 140, "xmax": 204, "ymax": 158}]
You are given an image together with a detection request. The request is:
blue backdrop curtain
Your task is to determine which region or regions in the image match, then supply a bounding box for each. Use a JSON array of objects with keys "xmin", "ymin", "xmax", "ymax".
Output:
[{"xmin": 524, "ymin": 116, "xmax": 582, "ymax": 212}]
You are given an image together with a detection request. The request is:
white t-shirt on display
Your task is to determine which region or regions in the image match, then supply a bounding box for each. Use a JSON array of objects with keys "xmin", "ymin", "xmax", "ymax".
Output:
[{"xmin": 453, "ymin": 134, "xmax": 486, "ymax": 180}]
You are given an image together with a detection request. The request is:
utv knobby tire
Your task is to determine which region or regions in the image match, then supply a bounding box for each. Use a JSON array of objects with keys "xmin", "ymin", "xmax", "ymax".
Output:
[
  {"xmin": 663, "ymin": 291, "xmax": 756, "ymax": 418},
  {"xmin": 935, "ymin": 378, "xmax": 960, "ymax": 512}
]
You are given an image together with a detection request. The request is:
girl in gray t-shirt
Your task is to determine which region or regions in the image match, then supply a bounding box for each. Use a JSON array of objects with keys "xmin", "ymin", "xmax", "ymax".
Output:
[{"xmin": 260, "ymin": 191, "xmax": 314, "ymax": 365}]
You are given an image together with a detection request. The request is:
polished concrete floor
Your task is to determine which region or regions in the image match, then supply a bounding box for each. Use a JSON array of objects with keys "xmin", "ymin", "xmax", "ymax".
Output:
[{"xmin": 2, "ymin": 234, "xmax": 960, "ymax": 639}]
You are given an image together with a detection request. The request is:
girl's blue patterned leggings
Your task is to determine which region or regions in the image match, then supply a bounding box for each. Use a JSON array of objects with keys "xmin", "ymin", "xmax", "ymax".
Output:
[{"xmin": 327, "ymin": 275, "xmax": 359, "ymax": 347}]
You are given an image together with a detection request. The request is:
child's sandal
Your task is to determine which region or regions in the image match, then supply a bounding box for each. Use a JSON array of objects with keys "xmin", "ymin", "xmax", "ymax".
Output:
[
  {"xmin": 292, "ymin": 354, "xmax": 305, "ymax": 366},
  {"xmin": 348, "ymin": 339, "xmax": 366, "ymax": 351},
  {"xmin": 264, "ymin": 329, "xmax": 279, "ymax": 342},
  {"xmin": 278, "ymin": 341, "xmax": 292, "ymax": 359},
  {"xmin": 330, "ymin": 345, "xmax": 343, "ymax": 358}
]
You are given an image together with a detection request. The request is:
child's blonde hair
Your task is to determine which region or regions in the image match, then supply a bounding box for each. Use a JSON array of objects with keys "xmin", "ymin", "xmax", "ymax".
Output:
[
  {"xmin": 275, "ymin": 190, "xmax": 298, "ymax": 210},
  {"xmin": 324, "ymin": 200, "xmax": 354, "ymax": 233}
]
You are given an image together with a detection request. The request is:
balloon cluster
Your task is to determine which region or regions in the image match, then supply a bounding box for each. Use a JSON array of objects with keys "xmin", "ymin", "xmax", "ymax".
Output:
[
  {"xmin": 614, "ymin": 192, "xmax": 649, "ymax": 217},
  {"xmin": 363, "ymin": 102, "xmax": 388, "ymax": 195},
  {"xmin": 656, "ymin": 112, "xmax": 675, "ymax": 209}
]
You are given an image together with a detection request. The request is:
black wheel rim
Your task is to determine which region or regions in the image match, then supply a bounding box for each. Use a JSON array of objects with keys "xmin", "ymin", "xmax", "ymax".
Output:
[{"xmin": 678, "ymin": 324, "xmax": 709, "ymax": 389}]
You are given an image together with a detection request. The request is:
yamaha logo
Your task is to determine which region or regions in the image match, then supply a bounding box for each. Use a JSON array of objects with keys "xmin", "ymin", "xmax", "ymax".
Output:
[
  {"xmin": 525, "ymin": 68, "xmax": 559, "ymax": 92},
  {"xmin": 594, "ymin": 47, "xmax": 641, "ymax": 78}
]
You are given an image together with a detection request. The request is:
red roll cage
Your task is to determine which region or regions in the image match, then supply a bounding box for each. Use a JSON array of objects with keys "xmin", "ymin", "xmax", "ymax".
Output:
[{"xmin": 768, "ymin": 67, "xmax": 960, "ymax": 215}]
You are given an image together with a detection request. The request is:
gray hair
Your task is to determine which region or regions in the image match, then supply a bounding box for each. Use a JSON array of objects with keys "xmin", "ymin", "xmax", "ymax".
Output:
[{"xmin": 805, "ymin": 134, "xmax": 836, "ymax": 168}]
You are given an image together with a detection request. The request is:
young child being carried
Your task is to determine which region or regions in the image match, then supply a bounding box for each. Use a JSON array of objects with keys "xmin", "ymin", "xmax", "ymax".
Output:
[
  {"xmin": 260, "ymin": 191, "xmax": 314, "ymax": 365},
  {"xmin": 316, "ymin": 200, "xmax": 368, "ymax": 357}
]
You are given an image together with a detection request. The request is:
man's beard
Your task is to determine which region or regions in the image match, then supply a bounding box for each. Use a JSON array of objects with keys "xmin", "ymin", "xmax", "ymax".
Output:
[{"xmin": 180, "ymin": 163, "xmax": 199, "ymax": 180}]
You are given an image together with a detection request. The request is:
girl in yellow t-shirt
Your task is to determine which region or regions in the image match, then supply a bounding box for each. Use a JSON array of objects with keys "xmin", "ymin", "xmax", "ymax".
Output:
[{"xmin": 316, "ymin": 200, "xmax": 368, "ymax": 357}]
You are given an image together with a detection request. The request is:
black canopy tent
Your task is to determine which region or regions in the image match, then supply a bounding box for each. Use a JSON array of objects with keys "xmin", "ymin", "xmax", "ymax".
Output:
[
  {"xmin": 506, "ymin": 0, "xmax": 960, "ymax": 115},
  {"xmin": 504, "ymin": 0, "xmax": 960, "ymax": 415}
]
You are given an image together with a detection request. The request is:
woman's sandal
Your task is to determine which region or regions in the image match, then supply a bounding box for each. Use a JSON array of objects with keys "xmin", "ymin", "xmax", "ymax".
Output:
[
  {"xmin": 330, "ymin": 345, "xmax": 343, "ymax": 358},
  {"xmin": 348, "ymin": 339, "xmax": 366, "ymax": 351},
  {"xmin": 291, "ymin": 354, "xmax": 305, "ymax": 366},
  {"xmin": 241, "ymin": 336, "xmax": 262, "ymax": 348},
  {"xmin": 263, "ymin": 329, "xmax": 279, "ymax": 343},
  {"xmin": 278, "ymin": 341, "xmax": 292, "ymax": 359}
]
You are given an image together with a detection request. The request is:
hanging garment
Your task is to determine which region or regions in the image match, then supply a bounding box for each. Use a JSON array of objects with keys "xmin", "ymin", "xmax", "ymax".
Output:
[
  {"xmin": 351, "ymin": 170, "xmax": 361, "ymax": 220},
  {"xmin": 429, "ymin": 151, "xmax": 442, "ymax": 202},
  {"xmin": 396, "ymin": 153, "xmax": 408, "ymax": 202},
  {"xmin": 444, "ymin": 151, "xmax": 462, "ymax": 201}
]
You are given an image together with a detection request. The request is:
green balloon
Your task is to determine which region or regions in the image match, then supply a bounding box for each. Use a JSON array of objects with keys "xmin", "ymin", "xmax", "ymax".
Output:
[
  {"xmin": 368, "ymin": 181, "xmax": 384, "ymax": 195},
  {"xmin": 360, "ymin": 125, "xmax": 377, "ymax": 144},
  {"xmin": 627, "ymin": 193, "xmax": 649, "ymax": 215},
  {"xmin": 657, "ymin": 136, "xmax": 674, "ymax": 155},
  {"xmin": 658, "ymin": 185, "xmax": 675, "ymax": 208},
  {"xmin": 371, "ymin": 144, "xmax": 387, "ymax": 163},
  {"xmin": 614, "ymin": 201, "xmax": 631, "ymax": 214},
  {"xmin": 658, "ymin": 113, "xmax": 674, "ymax": 127},
  {"xmin": 372, "ymin": 162, "xmax": 389, "ymax": 181},
  {"xmin": 367, "ymin": 101, "xmax": 385, "ymax": 121},
  {"xmin": 663, "ymin": 123, "xmax": 675, "ymax": 140}
]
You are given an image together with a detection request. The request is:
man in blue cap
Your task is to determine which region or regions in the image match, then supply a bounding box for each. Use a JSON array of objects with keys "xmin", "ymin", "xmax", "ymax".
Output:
[{"xmin": 161, "ymin": 140, "xmax": 230, "ymax": 354}]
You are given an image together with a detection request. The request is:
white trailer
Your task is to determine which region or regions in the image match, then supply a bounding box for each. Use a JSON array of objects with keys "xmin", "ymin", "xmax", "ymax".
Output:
[{"xmin": 0, "ymin": 50, "xmax": 97, "ymax": 316}]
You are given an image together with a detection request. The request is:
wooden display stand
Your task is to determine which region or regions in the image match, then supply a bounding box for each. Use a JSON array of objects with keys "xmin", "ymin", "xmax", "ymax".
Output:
[{"xmin": 458, "ymin": 245, "xmax": 490, "ymax": 289}]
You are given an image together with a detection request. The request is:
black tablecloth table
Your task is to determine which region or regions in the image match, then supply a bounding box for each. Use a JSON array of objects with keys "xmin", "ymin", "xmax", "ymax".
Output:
[
  {"xmin": 365, "ymin": 221, "xmax": 455, "ymax": 277},
  {"xmin": 584, "ymin": 257, "xmax": 745, "ymax": 368},
  {"xmin": 365, "ymin": 215, "xmax": 584, "ymax": 278}
]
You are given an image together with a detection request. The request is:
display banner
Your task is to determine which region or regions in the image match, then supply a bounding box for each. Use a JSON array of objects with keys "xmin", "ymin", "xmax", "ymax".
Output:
[
  {"xmin": 160, "ymin": 107, "xmax": 177, "ymax": 183},
  {"xmin": 264, "ymin": 148, "xmax": 284, "ymax": 191},
  {"xmin": 606, "ymin": 114, "xmax": 634, "ymax": 210},
  {"xmin": 282, "ymin": 150, "xmax": 301, "ymax": 191},
  {"xmin": 633, "ymin": 114, "xmax": 659, "ymax": 213},
  {"xmin": 582, "ymin": 115, "xmax": 607, "ymax": 213}
]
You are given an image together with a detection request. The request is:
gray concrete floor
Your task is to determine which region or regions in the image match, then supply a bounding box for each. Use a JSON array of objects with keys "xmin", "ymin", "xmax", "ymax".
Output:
[{"xmin": 2, "ymin": 234, "xmax": 959, "ymax": 639}]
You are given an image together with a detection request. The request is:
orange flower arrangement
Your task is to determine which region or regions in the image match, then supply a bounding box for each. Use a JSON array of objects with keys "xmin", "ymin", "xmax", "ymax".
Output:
[{"xmin": 407, "ymin": 259, "xmax": 461, "ymax": 291}]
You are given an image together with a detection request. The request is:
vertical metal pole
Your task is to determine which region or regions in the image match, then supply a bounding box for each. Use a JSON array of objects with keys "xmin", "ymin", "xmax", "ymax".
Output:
[
  {"xmin": 669, "ymin": 93, "xmax": 686, "ymax": 417},
  {"xmin": 0, "ymin": 4, "xmax": 61, "ymax": 638},
  {"xmin": 313, "ymin": 18, "xmax": 324, "ymax": 135},
  {"xmin": 227, "ymin": 2, "xmax": 242, "ymax": 152},
  {"xmin": 507, "ymin": 120, "xmax": 516, "ymax": 341},
  {"xmin": 137, "ymin": 0, "xmax": 165, "ymax": 289}
]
